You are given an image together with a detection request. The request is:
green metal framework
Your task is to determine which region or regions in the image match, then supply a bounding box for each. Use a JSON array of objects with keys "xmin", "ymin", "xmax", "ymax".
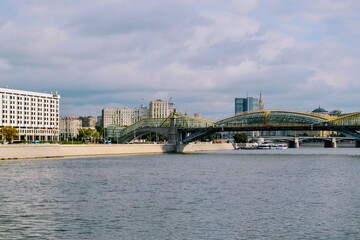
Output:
[
  {"xmin": 122, "ymin": 114, "xmax": 213, "ymax": 135},
  {"xmin": 328, "ymin": 112, "xmax": 360, "ymax": 126},
  {"xmin": 110, "ymin": 110, "xmax": 360, "ymax": 143},
  {"xmin": 108, "ymin": 114, "xmax": 214, "ymax": 140},
  {"xmin": 215, "ymin": 110, "xmax": 334, "ymax": 127},
  {"xmin": 182, "ymin": 110, "xmax": 360, "ymax": 143}
]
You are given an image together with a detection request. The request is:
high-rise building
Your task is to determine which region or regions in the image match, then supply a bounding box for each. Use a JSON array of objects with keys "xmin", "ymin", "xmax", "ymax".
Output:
[
  {"xmin": 235, "ymin": 96, "xmax": 259, "ymax": 114},
  {"xmin": 0, "ymin": 87, "xmax": 60, "ymax": 142}
]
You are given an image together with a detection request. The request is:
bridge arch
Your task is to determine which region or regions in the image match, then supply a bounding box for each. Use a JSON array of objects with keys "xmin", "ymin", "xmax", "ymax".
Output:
[
  {"xmin": 109, "ymin": 110, "xmax": 360, "ymax": 144},
  {"xmin": 114, "ymin": 114, "xmax": 214, "ymax": 143},
  {"xmin": 215, "ymin": 110, "xmax": 333, "ymax": 128}
]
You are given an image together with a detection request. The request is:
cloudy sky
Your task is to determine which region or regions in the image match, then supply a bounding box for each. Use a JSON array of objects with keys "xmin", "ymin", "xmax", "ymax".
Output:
[{"xmin": 0, "ymin": 0, "xmax": 359, "ymax": 120}]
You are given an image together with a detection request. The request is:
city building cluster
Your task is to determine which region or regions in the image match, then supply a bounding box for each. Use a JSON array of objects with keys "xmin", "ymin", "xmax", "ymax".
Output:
[
  {"xmin": 60, "ymin": 116, "xmax": 97, "ymax": 140},
  {"xmin": 0, "ymin": 87, "xmax": 347, "ymax": 143},
  {"xmin": 59, "ymin": 98, "xmax": 176, "ymax": 140},
  {"xmin": 235, "ymin": 93, "xmax": 264, "ymax": 114}
]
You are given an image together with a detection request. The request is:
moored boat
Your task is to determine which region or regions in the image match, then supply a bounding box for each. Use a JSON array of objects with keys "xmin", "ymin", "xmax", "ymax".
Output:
[
  {"xmin": 276, "ymin": 143, "xmax": 288, "ymax": 149},
  {"xmin": 257, "ymin": 143, "xmax": 288, "ymax": 150},
  {"xmin": 257, "ymin": 143, "xmax": 271, "ymax": 149}
]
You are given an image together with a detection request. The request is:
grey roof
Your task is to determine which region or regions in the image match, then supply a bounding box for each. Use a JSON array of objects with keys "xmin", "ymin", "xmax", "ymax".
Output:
[{"xmin": 312, "ymin": 106, "xmax": 328, "ymax": 113}]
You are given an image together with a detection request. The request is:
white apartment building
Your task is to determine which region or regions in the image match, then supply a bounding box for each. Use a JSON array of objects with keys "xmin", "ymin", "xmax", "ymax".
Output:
[
  {"xmin": 102, "ymin": 107, "xmax": 150, "ymax": 128},
  {"xmin": 59, "ymin": 117, "xmax": 82, "ymax": 140},
  {"xmin": 150, "ymin": 99, "xmax": 171, "ymax": 118},
  {"xmin": 0, "ymin": 87, "xmax": 60, "ymax": 142},
  {"xmin": 102, "ymin": 108, "xmax": 132, "ymax": 128},
  {"xmin": 102, "ymin": 99, "xmax": 175, "ymax": 129}
]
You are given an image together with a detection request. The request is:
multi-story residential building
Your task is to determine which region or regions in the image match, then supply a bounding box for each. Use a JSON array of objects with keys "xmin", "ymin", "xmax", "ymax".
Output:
[
  {"xmin": 134, "ymin": 106, "xmax": 150, "ymax": 122},
  {"xmin": 150, "ymin": 99, "xmax": 175, "ymax": 118},
  {"xmin": 0, "ymin": 87, "xmax": 60, "ymax": 142},
  {"xmin": 96, "ymin": 116, "xmax": 102, "ymax": 126},
  {"xmin": 59, "ymin": 117, "xmax": 82, "ymax": 140},
  {"xmin": 102, "ymin": 99, "xmax": 175, "ymax": 131},
  {"xmin": 80, "ymin": 116, "xmax": 97, "ymax": 128},
  {"xmin": 102, "ymin": 108, "xmax": 133, "ymax": 128},
  {"xmin": 235, "ymin": 96, "xmax": 259, "ymax": 114}
]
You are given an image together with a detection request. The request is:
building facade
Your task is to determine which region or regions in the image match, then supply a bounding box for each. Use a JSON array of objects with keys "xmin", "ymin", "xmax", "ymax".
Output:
[
  {"xmin": 0, "ymin": 87, "xmax": 60, "ymax": 142},
  {"xmin": 102, "ymin": 99, "xmax": 175, "ymax": 129},
  {"xmin": 149, "ymin": 99, "xmax": 175, "ymax": 118},
  {"xmin": 235, "ymin": 96, "xmax": 259, "ymax": 114},
  {"xmin": 80, "ymin": 116, "xmax": 97, "ymax": 128},
  {"xmin": 59, "ymin": 117, "xmax": 82, "ymax": 140},
  {"xmin": 102, "ymin": 106, "xmax": 150, "ymax": 128},
  {"xmin": 150, "ymin": 99, "xmax": 168, "ymax": 118}
]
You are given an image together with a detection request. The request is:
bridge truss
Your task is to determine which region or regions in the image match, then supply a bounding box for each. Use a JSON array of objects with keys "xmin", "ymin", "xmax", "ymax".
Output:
[
  {"xmin": 111, "ymin": 114, "xmax": 214, "ymax": 143},
  {"xmin": 109, "ymin": 110, "xmax": 360, "ymax": 144}
]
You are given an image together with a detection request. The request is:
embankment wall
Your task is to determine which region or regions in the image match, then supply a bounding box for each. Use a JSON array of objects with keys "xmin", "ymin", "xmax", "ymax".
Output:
[
  {"xmin": 0, "ymin": 143, "xmax": 234, "ymax": 160},
  {"xmin": 182, "ymin": 142, "xmax": 234, "ymax": 152}
]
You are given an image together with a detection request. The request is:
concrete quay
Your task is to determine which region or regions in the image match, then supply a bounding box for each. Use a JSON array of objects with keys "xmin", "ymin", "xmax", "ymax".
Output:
[{"xmin": 0, "ymin": 143, "xmax": 234, "ymax": 160}]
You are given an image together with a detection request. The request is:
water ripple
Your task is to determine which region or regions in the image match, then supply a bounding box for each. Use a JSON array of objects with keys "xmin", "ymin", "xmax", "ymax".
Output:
[{"xmin": 0, "ymin": 150, "xmax": 360, "ymax": 239}]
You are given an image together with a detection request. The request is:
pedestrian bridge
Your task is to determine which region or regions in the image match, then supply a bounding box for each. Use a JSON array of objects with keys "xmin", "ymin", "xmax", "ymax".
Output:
[{"xmin": 108, "ymin": 110, "xmax": 360, "ymax": 144}]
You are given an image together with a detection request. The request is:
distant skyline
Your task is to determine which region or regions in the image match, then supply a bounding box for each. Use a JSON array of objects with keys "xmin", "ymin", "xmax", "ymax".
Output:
[{"xmin": 0, "ymin": 0, "xmax": 359, "ymax": 120}]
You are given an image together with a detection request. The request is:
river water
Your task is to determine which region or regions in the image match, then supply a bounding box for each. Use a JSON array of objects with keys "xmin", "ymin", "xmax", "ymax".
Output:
[{"xmin": 1, "ymin": 148, "xmax": 360, "ymax": 240}]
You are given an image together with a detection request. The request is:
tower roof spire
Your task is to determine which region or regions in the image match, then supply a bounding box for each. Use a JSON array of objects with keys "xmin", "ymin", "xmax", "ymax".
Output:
[{"xmin": 258, "ymin": 91, "xmax": 264, "ymax": 110}]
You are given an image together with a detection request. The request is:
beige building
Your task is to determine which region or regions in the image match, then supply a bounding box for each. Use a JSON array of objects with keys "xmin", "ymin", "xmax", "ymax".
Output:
[
  {"xmin": 150, "ymin": 99, "xmax": 175, "ymax": 118},
  {"xmin": 102, "ymin": 99, "xmax": 175, "ymax": 130},
  {"xmin": 102, "ymin": 106, "xmax": 150, "ymax": 128},
  {"xmin": 60, "ymin": 117, "xmax": 82, "ymax": 140},
  {"xmin": 0, "ymin": 87, "xmax": 60, "ymax": 142}
]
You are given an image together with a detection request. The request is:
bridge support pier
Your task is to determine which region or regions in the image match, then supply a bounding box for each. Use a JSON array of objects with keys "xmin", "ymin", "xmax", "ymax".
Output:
[
  {"xmin": 165, "ymin": 114, "xmax": 184, "ymax": 153},
  {"xmin": 324, "ymin": 138, "xmax": 337, "ymax": 148},
  {"xmin": 356, "ymin": 140, "xmax": 360, "ymax": 148},
  {"xmin": 288, "ymin": 138, "xmax": 299, "ymax": 148},
  {"xmin": 167, "ymin": 115, "xmax": 178, "ymax": 145}
]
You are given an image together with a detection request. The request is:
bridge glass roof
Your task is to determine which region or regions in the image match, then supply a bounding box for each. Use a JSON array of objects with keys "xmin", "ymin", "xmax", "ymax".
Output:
[{"xmin": 216, "ymin": 110, "xmax": 330, "ymax": 127}]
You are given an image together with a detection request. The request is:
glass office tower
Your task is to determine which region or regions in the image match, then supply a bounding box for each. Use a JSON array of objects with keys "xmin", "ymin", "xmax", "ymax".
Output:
[{"xmin": 235, "ymin": 97, "xmax": 259, "ymax": 114}]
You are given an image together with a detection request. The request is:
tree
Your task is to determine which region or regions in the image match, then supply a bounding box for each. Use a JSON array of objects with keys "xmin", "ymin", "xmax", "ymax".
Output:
[
  {"xmin": 95, "ymin": 125, "xmax": 104, "ymax": 138},
  {"xmin": 78, "ymin": 128, "xmax": 100, "ymax": 142},
  {"xmin": 1, "ymin": 126, "xmax": 19, "ymax": 143},
  {"xmin": 233, "ymin": 133, "xmax": 248, "ymax": 143}
]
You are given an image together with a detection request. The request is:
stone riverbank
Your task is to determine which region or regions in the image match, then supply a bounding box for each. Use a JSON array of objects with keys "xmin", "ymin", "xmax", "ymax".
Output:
[{"xmin": 0, "ymin": 143, "xmax": 234, "ymax": 160}]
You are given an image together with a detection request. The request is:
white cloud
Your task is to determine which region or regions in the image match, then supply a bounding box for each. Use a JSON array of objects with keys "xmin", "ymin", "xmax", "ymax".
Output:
[
  {"xmin": 225, "ymin": 60, "xmax": 262, "ymax": 77},
  {"xmin": 255, "ymin": 32, "xmax": 295, "ymax": 61},
  {"xmin": 187, "ymin": 12, "xmax": 260, "ymax": 52},
  {"xmin": 0, "ymin": 0, "xmax": 359, "ymax": 119}
]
